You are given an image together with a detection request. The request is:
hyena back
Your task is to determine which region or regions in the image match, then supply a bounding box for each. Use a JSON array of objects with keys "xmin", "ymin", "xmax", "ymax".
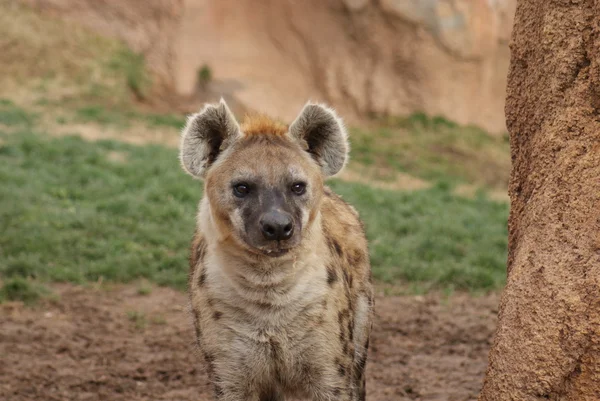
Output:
[{"xmin": 180, "ymin": 100, "xmax": 374, "ymax": 401}]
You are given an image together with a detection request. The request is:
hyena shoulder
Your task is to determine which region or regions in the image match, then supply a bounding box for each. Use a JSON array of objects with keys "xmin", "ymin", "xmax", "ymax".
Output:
[{"xmin": 321, "ymin": 187, "xmax": 371, "ymax": 289}]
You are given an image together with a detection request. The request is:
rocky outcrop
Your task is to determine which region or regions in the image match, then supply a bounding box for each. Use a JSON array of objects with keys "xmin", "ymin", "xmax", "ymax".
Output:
[
  {"xmin": 174, "ymin": 0, "xmax": 515, "ymax": 133},
  {"xmin": 22, "ymin": 0, "xmax": 516, "ymax": 133}
]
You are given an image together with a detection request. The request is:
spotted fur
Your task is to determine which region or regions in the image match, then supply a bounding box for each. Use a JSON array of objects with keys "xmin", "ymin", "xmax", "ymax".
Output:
[{"xmin": 182, "ymin": 100, "xmax": 373, "ymax": 401}]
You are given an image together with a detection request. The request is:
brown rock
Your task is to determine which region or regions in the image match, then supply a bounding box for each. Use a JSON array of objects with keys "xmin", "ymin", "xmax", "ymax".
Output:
[
  {"xmin": 174, "ymin": 0, "xmax": 515, "ymax": 133},
  {"xmin": 21, "ymin": 0, "xmax": 516, "ymax": 132},
  {"xmin": 479, "ymin": 0, "xmax": 600, "ymax": 399}
]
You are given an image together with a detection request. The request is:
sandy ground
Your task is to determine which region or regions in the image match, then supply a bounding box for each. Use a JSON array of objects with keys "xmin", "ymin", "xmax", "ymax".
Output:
[{"xmin": 0, "ymin": 284, "xmax": 499, "ymax": 401}]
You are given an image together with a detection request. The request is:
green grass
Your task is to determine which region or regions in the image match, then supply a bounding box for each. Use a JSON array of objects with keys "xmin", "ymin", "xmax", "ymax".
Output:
[
  {"xmin": 329, "ymin": 180, "xmax": 508, "ymax": 290},
  {"xmin": 0, "ymin": 277, "xmax": 49, "ymax": 304},
  {"xmin": 350, "ymin": 113, "xmax": 510, "ymax": 189},
  {"xmin": 108, "ymin": 48, "xmax": 151, "ymax": 100},
  {"xmin": 0, "ymin": 131, "xmax": 508, "ymax": 297},
  {"xmin": 126, "ymin": 310, "xmax": 148, "ymax": 329},
  {"xmin": 0, "ymin": 131, "xmax": 197, "ymax": 290},
  {"xmin": 75, "ymin": 104, "xmax": 185, "ymax": 130},
  {"xmin": 0, "ymin": 99, "xmax": 37, "ymax": 127},
  {"xmin": 197, "ymin": 64, "xmax": 212, "ymax": 89}
]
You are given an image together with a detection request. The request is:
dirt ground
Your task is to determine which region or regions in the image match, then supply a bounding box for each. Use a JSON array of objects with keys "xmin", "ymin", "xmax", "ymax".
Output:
[{"xmin": 0, "ymin": 284, "xmax": 499, "ymax": 401}]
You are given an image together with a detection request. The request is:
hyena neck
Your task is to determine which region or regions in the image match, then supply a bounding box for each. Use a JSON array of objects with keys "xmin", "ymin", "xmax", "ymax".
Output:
[{"xmin": 198, "ymin": 198, "xmax": 328, "ymax": 304}]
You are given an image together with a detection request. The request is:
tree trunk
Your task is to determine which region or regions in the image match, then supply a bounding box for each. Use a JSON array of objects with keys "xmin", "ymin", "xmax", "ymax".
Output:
[{"xmin": 478, "ymin": 0, "xmax": 600, "ymax": 400}]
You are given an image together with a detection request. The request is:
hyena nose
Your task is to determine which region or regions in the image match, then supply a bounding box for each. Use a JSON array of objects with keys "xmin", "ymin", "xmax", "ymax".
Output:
[{"xmin": 260, "ymin": 211, "xmax": 294, "ymax": 241}]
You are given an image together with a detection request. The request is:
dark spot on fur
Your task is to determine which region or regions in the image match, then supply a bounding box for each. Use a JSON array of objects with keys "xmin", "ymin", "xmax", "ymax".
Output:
[
  {"xmin": 204, "ymin": 352, "xmax": 215, "ymax": 364},
  {"xmin": 327, "ymin": 265, "xmax": 338, "ymax": 285},
  {"xmin": 347, "ymin": 249, "xmax": 365, "ymax": 267},
  {"xmin": 342, "ymin": 342, "xmax": 349, "ymax": 355},
  {"xmin": 213, "ymin": 311, "xmax": 223, "ymax": 320},
  {"xmin": 325, "ymin": 232, "xmax": 344, "ymax": 258},
  {"xmin": 260, "ymin": 390, "xmax": 282, "ymax": 401},
  {"xmin": 338, "ymin": 309, "xmax": 349, "ymax": 324},
  {"xmin": 365, "ymin": 337, "xmax": 370, "ymax": 351},
  {"xmin": 348, "ymin": 320, "xmax": 354, "ymax": 341},
  {"xmin": 333, "ymin": 388, "xmax": 341, "ymax": 396},
  {"xmin": 332, "ymin": 240, "xmax": 343, "ymax": 256},
  {"xmin": 301, "ymin": 359, "xmax": 322, "ymax": 379},
  {"xmin": 270, "ymin": 338, "xmax": 281, "ymax": 361},
  {"xmin": 338, "ymin": 363, "xmax": 346, "ymax": 376},
  {"xmin": 214, "ymin": 384, "xmax": 224, "ymax": 397},
  {"xmin": 198, "ymin": 268, "xmax": 207, "ymax": 287}
]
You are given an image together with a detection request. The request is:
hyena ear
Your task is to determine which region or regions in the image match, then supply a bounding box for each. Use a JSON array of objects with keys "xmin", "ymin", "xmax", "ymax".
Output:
[
  {"xmin": 179, "ymin": 99, "xmax": 241, "ymax": 179},
  {"xmin": 288, "ymin": 103, "xmax": 349, "ymax": 177}
]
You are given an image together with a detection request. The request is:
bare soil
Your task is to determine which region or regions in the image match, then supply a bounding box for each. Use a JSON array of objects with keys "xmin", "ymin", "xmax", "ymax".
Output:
[{"xmin": 0, "ymin": 284, "xmax": 498, "ymax": 401}]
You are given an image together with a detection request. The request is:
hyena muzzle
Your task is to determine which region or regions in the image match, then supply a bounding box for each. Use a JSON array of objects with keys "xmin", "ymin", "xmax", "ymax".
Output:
[{"xmin": 180, "ymin": 99, "xmax": 374, "ymax": 401}]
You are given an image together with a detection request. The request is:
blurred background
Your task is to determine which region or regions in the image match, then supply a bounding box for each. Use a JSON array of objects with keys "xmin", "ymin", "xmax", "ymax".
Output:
[{"xmin": 0, "ymin": 1, "xmax": 516, "ymax": 400}]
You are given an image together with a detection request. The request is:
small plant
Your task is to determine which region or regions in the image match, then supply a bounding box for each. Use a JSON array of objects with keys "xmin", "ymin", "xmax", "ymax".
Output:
[
  {"xmin": 0, "ymin": 278, "xmax": 48, "ymax": 304},
  {"xmin": 150, "ymin": 315, "xmax": 167, "ymax": 325},
  {"xmin": 0, "ymin": 99, "xmax": 37, "ymax": 127},
  {"xmin": 197, "ymin": 64, "xmax": 213, "ymax": 90},
  {"xmin": 110, "ymin": 49, "xmax": 151, "ymax": 100},
  {"xmin": 126, "ymin": 310, "xmax": 147, "ymax": 329},
  {"xmin": 137, "ymin": 282, "xmax": 152, "ymax": 296}
]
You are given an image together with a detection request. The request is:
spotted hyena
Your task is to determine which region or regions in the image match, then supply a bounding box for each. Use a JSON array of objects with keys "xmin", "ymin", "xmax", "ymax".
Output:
[{"xmin": 179, "ymin": 99, "xmax": 374, "ymax": 401}]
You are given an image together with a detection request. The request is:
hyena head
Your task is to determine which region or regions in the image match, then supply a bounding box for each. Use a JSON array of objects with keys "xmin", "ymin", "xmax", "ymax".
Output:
[{"xmin": 179, "ymin": 99, "xmax": 349, "ymax": 258}]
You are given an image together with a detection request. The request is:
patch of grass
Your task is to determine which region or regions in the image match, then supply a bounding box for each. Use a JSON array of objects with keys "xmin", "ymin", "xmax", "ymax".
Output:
[
  {"xmin": 351, "ymin": 113, "xmax": 510, "ymax": 189},
  {"xmin": 0, "ymin": 278, "xmax": 49, "ymax": 304},
  {"xmin": 126, "ymin": 310, "xmax": 147, "ymax": 330},
  {"xmin": 0, "ymin": 99, "xmax": 37, "ymax": 127},
  {"xmin": 109, "ymin": 48, "xmax": 151, "ymax": 100},
  {"xmin": 141, "ymin": 113, "xmax": 185, "ymax": 129},
  {"xmin": 150, "ymin": 315, "xmax": 167, "ymax": 325},
  {"xmin": 0, "ymin": 132, "xmax": 507, "ymax": 292},
  {"xmin": 328, "ymin": 180, "xmax": 508, "ymax": 290},
  {"xmin": 197, "ymin": 64, "xmax": 212, "ymax": 89},
  {"xmin": 75, "ymin": 105, "xmax": 133, "ymax": 128},
  {"xmin": 0, "ymin": 2, "xmax": 124, "ymax": 95},
  {"xmin": 75, "ymin": 104, "xmax": 184, "ymax": 130},
  {"xmin": 0, "ymin": 132, "xmax": 197, "ymax": 290},
  {"xmin": 137, "ymin": 282, "xmax": 153, "ymax": 296},
  {"xmin": 0, "ymin": 1, "xmax": 159, "ymax": 118}
]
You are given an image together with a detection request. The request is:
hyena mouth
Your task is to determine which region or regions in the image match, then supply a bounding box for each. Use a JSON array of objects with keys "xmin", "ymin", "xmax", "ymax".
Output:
[
  {"xmin": 254, "ymin": 244, "xmax": 293, "ymax": 258},
  {"xmin": 262, "ymin": 248, "xmax": 290, "ymax": 257}
]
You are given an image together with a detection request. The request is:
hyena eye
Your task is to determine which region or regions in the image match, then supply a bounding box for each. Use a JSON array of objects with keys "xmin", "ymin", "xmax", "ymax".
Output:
[
  {"xmin": 291, "ymin": 182, "xmax": 307, "ymax": 195},
  {"xmin": 233, "ymin": 183, "xmax": 250, "ymax": 198}
]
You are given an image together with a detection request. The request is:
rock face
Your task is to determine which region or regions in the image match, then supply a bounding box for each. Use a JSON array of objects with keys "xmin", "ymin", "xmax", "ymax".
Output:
[
  {"xmin": 21, "ymin": 0, "xmax": 516, "ymax": 133},
  {"xmin": 479, "ymin": 0, "xmax": 600, "ymax": 399},
  {"xmin": 174, "ymin": 0, "xmax": 515, "ymax": 133}
]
